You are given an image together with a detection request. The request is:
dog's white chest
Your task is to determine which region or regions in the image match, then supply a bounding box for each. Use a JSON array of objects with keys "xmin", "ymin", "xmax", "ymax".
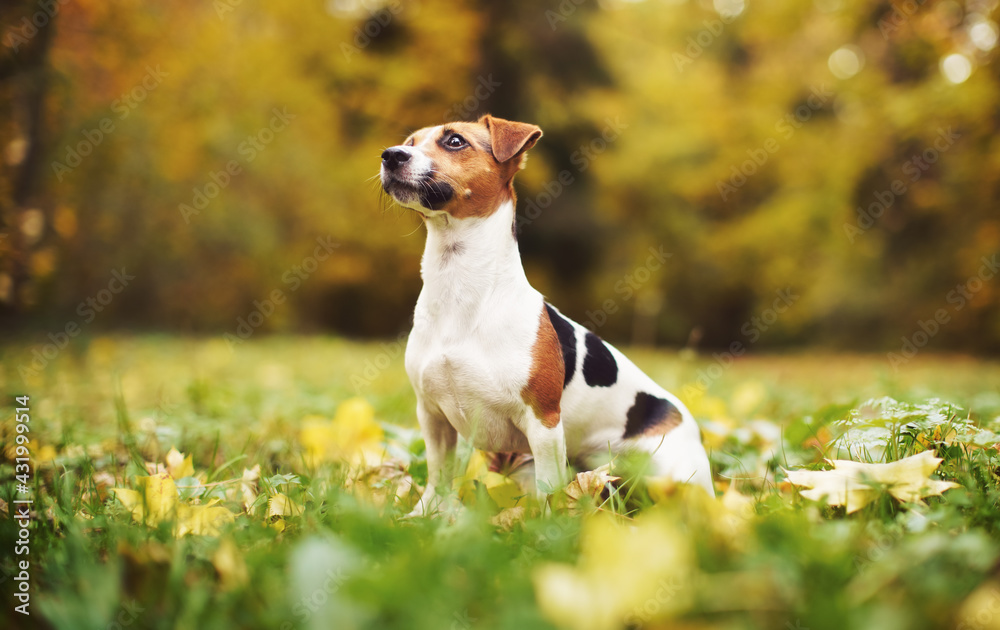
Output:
[{"xmin": 406, "ymin": 329, "xmax": 533, "ymax": 453}]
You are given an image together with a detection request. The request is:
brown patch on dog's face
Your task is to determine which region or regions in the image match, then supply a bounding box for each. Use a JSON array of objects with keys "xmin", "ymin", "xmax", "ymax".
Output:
[
  {"xmin": 379, "ymin": 115, "xmax": 542, "ymax": 219},
  {"xmin": 521, "ymin": 305, "xmax": 564, "ymax": 429}
]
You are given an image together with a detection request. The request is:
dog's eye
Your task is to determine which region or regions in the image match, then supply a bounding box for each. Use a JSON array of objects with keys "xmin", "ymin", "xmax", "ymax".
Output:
[
  {"xmin": 405, "ymin": 138, "xmax": 415, "ymax": 147},
  {"xmin": 444, "ymin": 134, "xmax": 467, "ymax": 149}
]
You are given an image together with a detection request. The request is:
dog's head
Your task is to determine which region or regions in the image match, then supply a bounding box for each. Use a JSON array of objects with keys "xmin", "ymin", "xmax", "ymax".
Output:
[{"xmin": 379, "ymin": 115, "xmax": 542, "ymax": 218}]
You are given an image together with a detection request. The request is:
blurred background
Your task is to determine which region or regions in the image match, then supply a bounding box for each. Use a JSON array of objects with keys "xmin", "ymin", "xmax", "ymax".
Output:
[{"xmin": 1, "ymin": 0, "xmax": 998, "ymax": 353}]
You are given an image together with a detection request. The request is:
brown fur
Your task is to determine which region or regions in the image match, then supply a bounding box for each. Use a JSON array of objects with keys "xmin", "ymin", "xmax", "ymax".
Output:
[
  {"xmin": 404, "ymin": 115, "xmax": 541, "ymax": 219},
  {"xmin": 521, "ymin": 306, "xmax": 564, "ymax": 429}
]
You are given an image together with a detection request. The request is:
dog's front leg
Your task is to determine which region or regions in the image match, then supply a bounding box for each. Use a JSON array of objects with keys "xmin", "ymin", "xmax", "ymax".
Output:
[
  {"xmin": 524, "ymin": 413, "xmax": 569, "ymax": 509},
  {"xmin": 408, "ymin": 399, "xmax": 458, "ymax": 517}
]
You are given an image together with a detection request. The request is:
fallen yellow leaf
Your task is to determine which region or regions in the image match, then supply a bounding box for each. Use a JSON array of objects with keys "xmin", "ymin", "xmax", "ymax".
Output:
[
  {"xmin": 177, "ymin": 502, "xmax": 236, "ymax": 537},
  {"xmin": 112, "ymin": 473, "xmax": 235, "ymax": 536},
  {"xmin": 533, "ymin": 512, "xmax": 693, "ymax": 630},
  {"xmin": 212, "ymin": 538, "xmax": 249, "ymax": 590},
  {"xmin": 484, "ymin": 471, "xmax": 526, "ymax": 508},
  {"xmin": 269, "ymin": 492, "xmax": 304, "ymax": 518},
  {"xmin": 454, "ymin": 450, "xmax": 528, "ymax": 509},
  {"xmin": 165, "ymin": 447, "xmax": 194, "ymax": 480},
  {"xmin": 956, "ymin": 579, "xmax": 1000, "ymax": 630},
  {"xmin": 560, "ymin": 464, "xmax": 619, "ymax": 514},
  {"xmin": 490, "ymin": 506, "xmax": 526, "ymax": 531},
  {"xmin": 783, "ymin": 450, "xmax": 960, "ymax": 513},
  {"xmin": 112, "ymin": 473, "xmax": 178, "ymax": 526},
  {"xmin": 351, "ymin": 461, "xmax": 419, "ymax": 509},
  {"xmin": 239, "ymin": 465, "xmax": 261, "ymax": 514},
  {"xmin": 299, "ymin": 398, "xmax": 386, "ymax": 468}
]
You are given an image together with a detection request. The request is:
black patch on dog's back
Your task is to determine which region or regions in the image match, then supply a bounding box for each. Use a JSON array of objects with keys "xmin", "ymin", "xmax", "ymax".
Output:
[
  {"xmin": 582, "ymin": 332, "xmax": 618, "ymax": 387},
  {"xmin": 623, "ymin": 392, "xmax": 682, "ymax": 438},
  {"xmin": 545, "ymin": 304, "xmax": 576, "ymax": 388}
]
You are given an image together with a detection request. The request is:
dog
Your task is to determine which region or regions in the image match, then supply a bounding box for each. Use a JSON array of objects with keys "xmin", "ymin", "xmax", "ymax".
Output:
[{"xmin": 379, "ymin": 114, "xmax": 714, "ymax": 515}]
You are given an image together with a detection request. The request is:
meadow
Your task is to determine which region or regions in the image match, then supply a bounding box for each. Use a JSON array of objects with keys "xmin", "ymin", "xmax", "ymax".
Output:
[{"xmin": 2, "ymin": 336, "xmax": 1000, "ymax": 630}]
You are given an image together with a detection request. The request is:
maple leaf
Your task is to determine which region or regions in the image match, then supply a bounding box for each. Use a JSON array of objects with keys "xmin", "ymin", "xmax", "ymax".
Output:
[{"xmin": 783, "ymin": 450, "xmax": 960, "ymax": 513}]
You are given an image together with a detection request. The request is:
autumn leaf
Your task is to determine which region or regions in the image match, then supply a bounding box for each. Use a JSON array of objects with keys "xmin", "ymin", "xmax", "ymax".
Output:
[
  {"xmin": 269, "ymin": 492, "xmax": 304, "ymax": 518},
  {"xmin": 956, "ymin": 579, "xmax": 1000, "ymax": 630},
  {"xmin": 533, "ymin": 512, "xmax": 693, "ymax": 630},
  {"xmin": 176, "ymin": 501, "xmax": 236, "ymax": 537},
  {"xmin": 112, "ymin": 472, "xmax": 178, "ymax": 526},
  {"xmin": 239, "ymin": 465, "xmax": 261, "ymax": 514},
  {"xmin": 490, "ymin": 506, "xmax": 526, "ymax": 531},
  {"xmin": 559, "ymin": 464, "xmax": 619, "ymax": 514},
  {"xmin": 350, "ymin": 461, "xmax": 419, "ymax": 509},
  {"xmin": 783, "ymin": 450, "xmax": 960, "ymax": 513},
  {"xmin": 483, "ymin": 471, "xmax": 526, "ymax": 508},
  {"xmin": 454, "ymin": 450, "xmax": 528, "ymax": 509},
  {"xmin": 212, "ymin": 538, "xmax": 249, "ymax": 591},
  {"xmin": 111, "ymin": 472, "xmax": 236, "ymax": 535},
  {"xmin": 299, "ymin": 397, "xmax": 386, "ymax": 468},
  {"xmin": 165, "ymin": 447, "xmax": 194, "ymax": 480}
]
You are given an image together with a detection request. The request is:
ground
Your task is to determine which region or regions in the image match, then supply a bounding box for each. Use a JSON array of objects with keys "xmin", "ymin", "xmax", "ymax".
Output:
[{"xmin": 2, "ymin": 336, "xmax": 999, "ymax": 630}]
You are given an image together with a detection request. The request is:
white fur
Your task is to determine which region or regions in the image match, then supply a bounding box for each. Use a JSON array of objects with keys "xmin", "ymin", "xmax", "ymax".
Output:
[{"xmin": 383, "ymin": 142, "xmax": 714, "ymax": 516}]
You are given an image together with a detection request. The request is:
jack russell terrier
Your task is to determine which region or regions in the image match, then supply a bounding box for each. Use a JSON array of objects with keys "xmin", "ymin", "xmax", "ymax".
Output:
[{"xmin": 379, "ymin": 115, "xmax": 714, "ymax": 514}]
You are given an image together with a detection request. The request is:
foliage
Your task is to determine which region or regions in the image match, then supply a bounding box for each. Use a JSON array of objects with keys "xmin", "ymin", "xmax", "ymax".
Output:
[
  {"xmin": 1, "ymin": 1, "xmax": 999, "ymax": 350},
  {"xmin": 2, "ymin": 336, "xmax": 1000, "ymax": 629}
]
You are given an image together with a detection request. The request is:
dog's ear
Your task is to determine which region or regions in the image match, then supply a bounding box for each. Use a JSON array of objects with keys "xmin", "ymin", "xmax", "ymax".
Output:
[{"xmin": 481, "ymin": 115, "xmax": 542, "ymax": 164}]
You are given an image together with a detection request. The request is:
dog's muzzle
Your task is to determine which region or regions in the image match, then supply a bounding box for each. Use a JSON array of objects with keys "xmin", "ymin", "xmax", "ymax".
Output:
[{"xmin": 379, "ymin": 146, "xmax": 453, "ymax": 211}]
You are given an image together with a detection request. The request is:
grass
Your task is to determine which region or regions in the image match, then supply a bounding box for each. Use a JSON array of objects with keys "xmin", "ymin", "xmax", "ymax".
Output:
[{"xmin": 2, "ymin": 335, "xmax": 1000, "ymax": 630}]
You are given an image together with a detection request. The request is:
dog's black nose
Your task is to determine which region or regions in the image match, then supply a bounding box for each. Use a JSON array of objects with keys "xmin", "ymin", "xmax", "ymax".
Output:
[{"xmin": 381, "ymin": 147, "xmax": 411, "ymax": 171}]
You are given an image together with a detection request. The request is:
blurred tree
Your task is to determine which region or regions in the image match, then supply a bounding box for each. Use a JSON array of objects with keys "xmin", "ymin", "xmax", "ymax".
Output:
[
  {"xmin": 1, "ymin": 0, "xmax": 998, "ymax": 353},
  {"xmin": 0, "ymin": 0, "xmax": 57, "ymax": 319}
]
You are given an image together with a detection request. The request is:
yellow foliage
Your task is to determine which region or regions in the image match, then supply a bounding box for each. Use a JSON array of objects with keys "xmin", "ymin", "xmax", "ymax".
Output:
[
  {"xmin": 783, "ymin": 450, "xmax": 960, "ymax": 513},
  {"xmin": 560, "ymin": 464, "xmax": 620, "ymax": 514},
  {"xmin": 533, "ymin": 512, "xmax": 693, "ymax": 630},
  {"xmin": 268, "ymin": 493, "xmax": 304, "ymax": 518},
  {"xmin": 240, "ymin": 465, "xmax": 261, "ymax": 514},
  {"xmin": 299, "ymin": 397, "xmax": 385, "ymax": 468},
  {"xmin": 956, "ymin": 580, "xmax": 1000, "ymax": 630},
  {"xmin": 453, "ymin": 450, "xmax": 528, "ymax": 509},
  {"xmin": 111, "ymin": 472, "xmax": 236, "ymax": 536},
  {"xmin": 165, "ymin": 447, "xmax": 194, "ymax": 480},
  {"xmin": 112, "ymin": 473, "xmax": 178, "ymax": 526},
  {"xmin": 730, "ymin": 381, "xmax": 767, "ymax": 417},
  {"xmin": 211, "ymin": 538, "xmax": 249, "ymax": 591},
  {"xmin": 176, "ymin": 501, "xmax": 236, "ymax": 537}
]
